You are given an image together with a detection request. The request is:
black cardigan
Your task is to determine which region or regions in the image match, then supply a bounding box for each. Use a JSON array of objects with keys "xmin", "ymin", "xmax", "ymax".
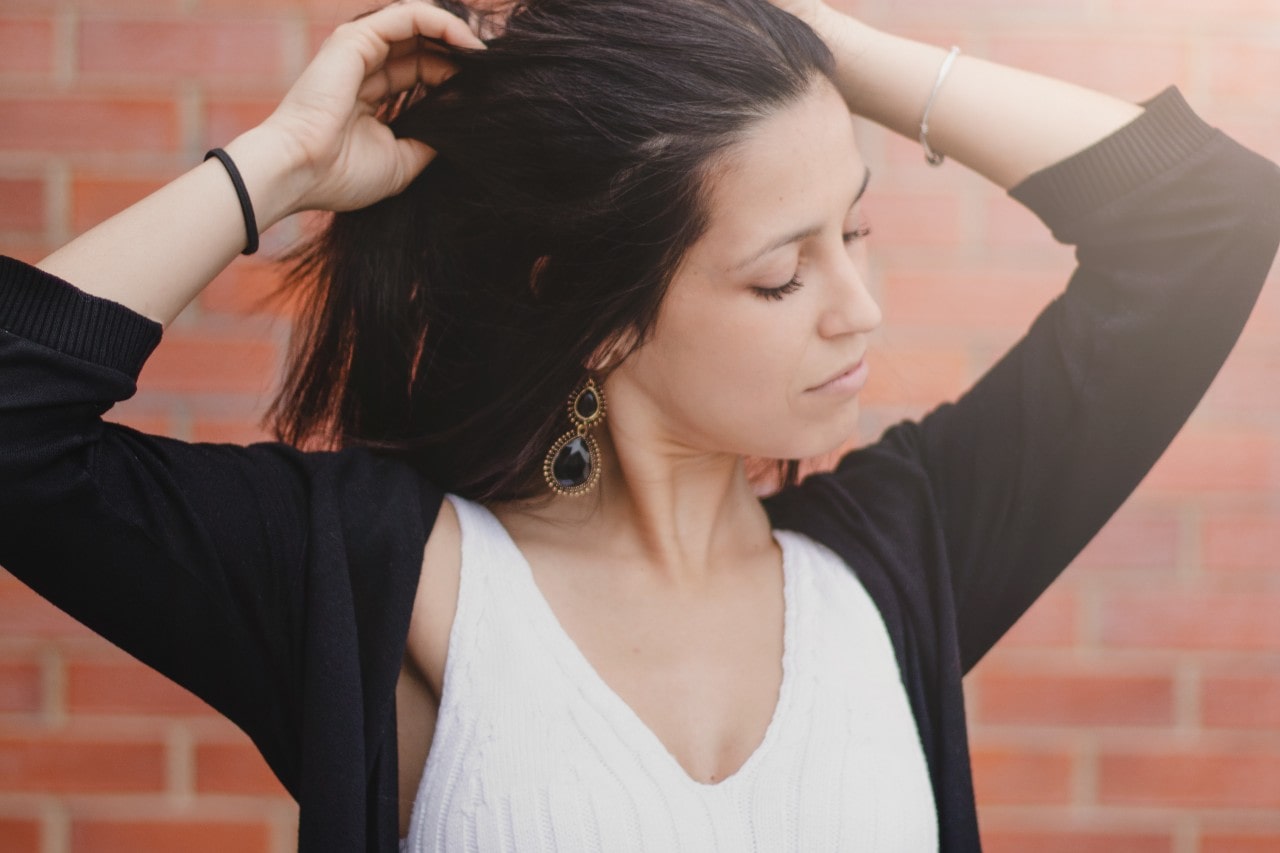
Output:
[{"xmin": 2, "ymin": 86, "xmax": 1278, "ymax": 852}]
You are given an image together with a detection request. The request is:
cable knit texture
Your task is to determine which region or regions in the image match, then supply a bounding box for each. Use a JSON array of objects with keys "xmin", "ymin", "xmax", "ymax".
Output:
[{"xmin": 400, "ymin": 493, "xmax": 937, "ymax": 852}]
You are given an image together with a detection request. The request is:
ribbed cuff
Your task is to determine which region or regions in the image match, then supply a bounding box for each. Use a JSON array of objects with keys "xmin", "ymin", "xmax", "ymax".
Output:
[
  {"xmin": 1009, "ymin": 85, "xmax": 1220, "ymax": 237},
  {"xmin": 0, "ymin": 254, "xmax": 163, "ymax": 379}
]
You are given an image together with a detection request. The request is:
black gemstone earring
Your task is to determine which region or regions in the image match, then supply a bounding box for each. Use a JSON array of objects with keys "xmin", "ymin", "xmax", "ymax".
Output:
[{"xmin": 543, "ymin": 376, "xmax": 607, "ymax": 496}]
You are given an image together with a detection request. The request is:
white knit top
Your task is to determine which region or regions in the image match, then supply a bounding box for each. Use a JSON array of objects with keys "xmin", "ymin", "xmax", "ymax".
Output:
[{"xmin": 399, "ymin": 492, "xmax": 937, "ymax": 852}]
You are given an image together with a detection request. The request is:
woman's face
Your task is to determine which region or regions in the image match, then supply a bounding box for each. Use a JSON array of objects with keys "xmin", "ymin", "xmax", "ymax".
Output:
[{"xmin": 604, "ymin": 77, "xmax": 881, "ymax": 463}]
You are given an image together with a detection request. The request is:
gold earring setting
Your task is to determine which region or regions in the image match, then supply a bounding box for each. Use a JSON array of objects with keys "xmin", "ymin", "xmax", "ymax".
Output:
[{"xmin": 543, "ymin": 377, "xmax": 606, "ymax": 496}]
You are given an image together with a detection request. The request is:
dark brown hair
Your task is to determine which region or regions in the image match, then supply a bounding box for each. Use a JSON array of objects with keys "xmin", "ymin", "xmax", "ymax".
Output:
[{"xmin": 267, "ymin": 0, "xmax": 837, "ymax": 502}]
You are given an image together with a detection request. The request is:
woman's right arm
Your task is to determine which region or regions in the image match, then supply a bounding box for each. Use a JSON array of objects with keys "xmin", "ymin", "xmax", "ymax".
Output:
[
  {"xmin": 0, "ymin": 0, "xmax": 481, "ymax": 790},
  {"xmin": 31, "ymin": 0, "xmax": 485, "ymax": 328}
]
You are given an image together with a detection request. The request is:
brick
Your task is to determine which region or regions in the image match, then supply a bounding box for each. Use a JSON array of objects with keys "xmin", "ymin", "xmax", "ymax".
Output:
[
  {"xmin": 1072, "ymin": 505, "xmax": 1179, "ymax": 572},
  {"xmin": 866, "ymin": 0, "xmax": 1074, "ymax": 18},
  {"xmin": 71, "ymin": 175, "xmax": 167, "ymax": 236},
  {"xmin": 975, "ymin": 669, "xmax": 1174, "ymax": 726},
  {"xmin": 0, "ymin": 660, "xmax": 42, "ymax": 714},
  {"xmin": 1142, "ymin": 428, "xmax": 1278, "ymax": 494},
  {"xmin": 880, "ymin": 126, "xmax": 972, "ymax": 189},
  {"xmin": 0, "ymin": 98, "xmax": 179, "ymax": 153},
  {"xmin": 0, "ymin": 818, "xmax": 40, "ymax": 853},
  {"xmin": 1101, "ymin": 590, "xmax": 1280, "ymax": 651},
  {"xmin": 0, "ymin": 245, "xmax": 53, "ymax": 266},
  {"xmin": 200, "ymin": 259, "xmax": 296, "ymax": 318},
  {"xmin": 191, "ymin": 417, "xmax": 273, "ymax": 445},
  {"xmin": 137, "ymin": 333, "xmax": 278, "ymax": 395},
  {"xmin": 1208, "ymin": 39, "xmax": 1280, "ymax": 103},
  {"xmin": 859, "ymin": 342, "xmax": 970, "ymax": 407},
  {"xmin": 102, "ymin": 392, "xmax": 177, "ymax": 437},
  {"xmin": 881, "ymin": 267, "xmax": 1063, "ymax": 334},
  {"xmin": 204, "ymin": 99, "xmax": 281, "ymax": 152},
  {"xmin": 66, "ymin": 659, "xmax": 216, "ymax": 716},
  {"xmin": 1110, "ymin": 0, "xmax": 1280, "ymax": 21},
  {"xmin": 71, "ymin": 0, "xmax": 183, "ymax": 9},
  {"xmin": 306, "ymin": 21, "xmax": 342, "ymax": 57},
  {"xmin": 209, "ymin": 0, "xmax": 369, "ymax": 18},
  {"xmin": 1252, "ymin": 268, "xmax": 1280, "ymax": 337},
  {"xmin": 0, "ymin": 584, "xmax": 98, "ymax": 640},
  {"xmin": 996, "ymin": 587, "xmax": 1078, "ymax": 648},
  {"xmin": 1202, "ymin": 512, "xmax": 1280, "ymax": 573},
  {"xmin": 102, "ymin": 410, "xmax": 174, "ymax": 436},
  {"xmin": 981, "ymin": 830, "xmax": 1171, "ymax": 853},
  {"xmin": 0, "ymin": 734, "xmax": 165, "ymax": 793},
  {"xmin": 1201, "ymin": 833, "xmax": 1280, "ymax": 853},
  {"xmin": 984, "ymin": 192, "xmax": 1064, "ymax": 250},
  {"xmin": 79, "ymin": 18, "xmax": 283, "ymax": 78},
  {"xmin": 0, "ymin": 17, "xmax": 54, "ymax": 73},
  {"xmin": 970, "ymin": 743, "xmax": 1073, "ymax": 805},
  {"xmin": 986, "ymin": 33, "xmax": 1189, "ymax": 103},
  {"xmin": 71, "ymin": 820, "xmax": 272, "ymax": 853},
  {"xmin": 860, "ymin": 190, "xmax": 964, "ymax": 250},
  {"xmin": 1201, "ymin": 675, "xmax": 1280, "ymax": 729},
  {"xmin": 1199, "ymin": 345, "xmax": 1280, "ymax": 417},
  {"xmin": 0, "ymin": 179, "xmax": 44, "ymax": 232},
  {"xmin": 1098, "ymin": 748, "xmax": 1280, "ymax": 808},
  {"xmin": 194, "ymin": 741, "xmax": 289, "ymax": 797}
]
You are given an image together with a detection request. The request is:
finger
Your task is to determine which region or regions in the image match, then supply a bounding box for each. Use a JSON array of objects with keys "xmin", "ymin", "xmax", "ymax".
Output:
[
  {"xmin": 297, "ymin": 1, "xmax": 482, "ymax": 112},
  {"xmin": 356, "ymin": 50, "xmax": 458, "ymax": 103},
  {"xmin": 395, "ymin": 136, "xmax": 439, "ymax": 186},
  {"xmin": 336, "ymin": 0, "xmax": 487, "ymax": 77},
  {"xmin": 384, "ymin": 29, "xmax": 457, "ymax": 61}
]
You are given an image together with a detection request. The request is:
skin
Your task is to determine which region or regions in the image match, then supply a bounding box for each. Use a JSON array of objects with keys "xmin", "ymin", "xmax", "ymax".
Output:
[{"xmin": 398, "ymin": 75, "xmax": 880, "ymax": 834}]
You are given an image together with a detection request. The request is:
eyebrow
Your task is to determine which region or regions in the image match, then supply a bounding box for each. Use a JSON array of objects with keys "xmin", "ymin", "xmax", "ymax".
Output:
[{"xmin": 731, "ymin": 165, "xmax": 872, "ymax": 273}]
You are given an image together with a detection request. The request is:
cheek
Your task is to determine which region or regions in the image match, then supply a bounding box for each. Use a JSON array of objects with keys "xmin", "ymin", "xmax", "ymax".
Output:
[{"xmin": 654, "ymin": 303, "xmax": 814, "ymax": 440}]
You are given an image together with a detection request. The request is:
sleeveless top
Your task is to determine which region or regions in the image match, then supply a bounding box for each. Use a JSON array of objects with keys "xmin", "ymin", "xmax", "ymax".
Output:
[{"xmin": 400, "ymin": 493, "xmax": 938, "ymax": 852}]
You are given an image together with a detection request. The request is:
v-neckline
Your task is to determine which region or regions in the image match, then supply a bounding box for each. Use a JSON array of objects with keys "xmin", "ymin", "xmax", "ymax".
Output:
[{"xmin": 471, "ymin": 498, "xmax": 798, "ymax": 793}]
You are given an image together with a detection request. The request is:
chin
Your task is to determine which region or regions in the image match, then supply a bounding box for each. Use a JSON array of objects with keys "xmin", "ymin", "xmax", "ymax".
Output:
[{"xmin": 752, "ymin": 406, "xmax": 863, "ymax": 462}]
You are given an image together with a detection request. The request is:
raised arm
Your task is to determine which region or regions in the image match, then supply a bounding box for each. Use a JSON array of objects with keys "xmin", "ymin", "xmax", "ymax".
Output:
[
  {"xmin": 0, "ymin": 0, "xmax": 479, "ymax": 803},
  {"xmin": 793, "ymin": 1, "xmax": 1143, "ymax": 189},
  {"xmin": 762, "ymin": 4, "xmax": 1280, "ymax": 672},
  {"xmin": 29, "ymin": 1, "xmax": 484, "ymax": 328}
]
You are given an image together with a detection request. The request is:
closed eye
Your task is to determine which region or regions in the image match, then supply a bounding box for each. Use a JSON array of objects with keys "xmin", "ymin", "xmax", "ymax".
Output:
[{"xmin": 750, "ymin": 223, "xmax": 872, "ymax": 302}]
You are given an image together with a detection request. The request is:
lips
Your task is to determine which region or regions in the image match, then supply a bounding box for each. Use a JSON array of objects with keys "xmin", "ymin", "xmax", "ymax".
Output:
[{"xmin": 808, "ymin": 357, "xmax": 864, "ymax": 392}]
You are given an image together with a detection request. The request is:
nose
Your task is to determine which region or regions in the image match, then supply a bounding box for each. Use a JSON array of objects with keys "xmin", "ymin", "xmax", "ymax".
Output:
[{"xmin": 816, "ymin": 239, "xmax": 881, "ymax": 339}]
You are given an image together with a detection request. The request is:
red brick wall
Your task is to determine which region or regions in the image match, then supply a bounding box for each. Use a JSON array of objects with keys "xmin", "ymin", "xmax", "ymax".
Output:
[{"xmin": 1, "ymin": 1, "xmax": 1278, "ymax": 851}]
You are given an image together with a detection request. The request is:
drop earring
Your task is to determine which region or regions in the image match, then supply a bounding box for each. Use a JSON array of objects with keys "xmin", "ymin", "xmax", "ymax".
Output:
[{"xmin": 543, "ymin": 376, "xmax": 607, "ymax": 496}]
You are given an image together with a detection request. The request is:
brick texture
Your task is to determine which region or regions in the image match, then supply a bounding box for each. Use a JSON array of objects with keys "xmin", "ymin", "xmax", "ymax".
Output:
[
  {"xmin": 70, "ymin": 821, "xmax": 273, "ymax": 853},
  {"xmin": 0, "ymin": 734, "xmax": 166, "ymax": 794},
  {"xmin": 1, "ymin": 1, "xmax": 1278, "ymax": 850},
  {"xmin": 0, "ymin": 818, "xmax": 41, "ymax": 853}
]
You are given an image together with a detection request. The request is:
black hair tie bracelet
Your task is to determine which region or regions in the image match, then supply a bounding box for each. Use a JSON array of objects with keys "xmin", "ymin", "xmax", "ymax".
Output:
[{"xmin": 204, "ymin": 147, "xmax": 260, "ymax": 256}]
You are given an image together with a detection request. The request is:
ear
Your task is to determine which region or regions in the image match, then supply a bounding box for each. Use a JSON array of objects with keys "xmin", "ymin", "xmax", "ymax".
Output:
[{"xmin": 585, "ymin": 327, "xmax": 637, "ymax": 374}]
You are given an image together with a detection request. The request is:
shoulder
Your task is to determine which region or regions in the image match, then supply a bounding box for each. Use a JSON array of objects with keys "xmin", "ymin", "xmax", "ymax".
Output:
[{"xmin": 406, "ymin": 492, "xmax": 461, "ymax": 701}]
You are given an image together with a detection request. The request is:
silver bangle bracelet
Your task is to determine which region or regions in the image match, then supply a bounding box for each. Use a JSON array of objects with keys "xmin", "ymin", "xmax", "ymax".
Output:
[{"xmin": 920, "ymin": 45, "xmax": 961, "ymax": 167}]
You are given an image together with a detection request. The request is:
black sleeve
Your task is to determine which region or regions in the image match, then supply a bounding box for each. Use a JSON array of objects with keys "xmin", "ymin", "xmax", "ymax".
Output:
[
  {"xmin": 836, "ymin": 86, "xmax": 1280, "ymax": 672},
  {"xmin": 0, "ymin": 257, "xmax": 314, "ymax": 793}
]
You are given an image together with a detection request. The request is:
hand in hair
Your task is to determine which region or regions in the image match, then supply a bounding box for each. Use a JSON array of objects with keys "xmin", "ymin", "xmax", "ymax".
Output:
[
  {"xmin": 259, "ymin": 0, "xmax": 487, "ymax": 215},
  {"xmin": 27, "ymin": 0, "xmax": 488, "ymax": 326}
]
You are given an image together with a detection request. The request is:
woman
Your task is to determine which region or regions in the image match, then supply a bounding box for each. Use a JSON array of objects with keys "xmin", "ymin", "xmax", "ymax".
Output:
[{"xmin": 1, "ymin": 0, "xmax": 1277, "ymax": 850}]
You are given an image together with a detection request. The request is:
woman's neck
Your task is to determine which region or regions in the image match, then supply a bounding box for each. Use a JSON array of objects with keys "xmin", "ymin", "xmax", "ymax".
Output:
[{"xmin": 488, "ymin": 419, "xmax": 778, "ymax": 590}]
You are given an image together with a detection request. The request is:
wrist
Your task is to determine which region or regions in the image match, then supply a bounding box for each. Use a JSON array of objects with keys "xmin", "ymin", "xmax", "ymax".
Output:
[
  {"xmin": 219, "ymin": 125, "xmax": 312, "ymax": 235},
  {"xmin": 809, "ymin": 6, "xmax": 878, "ymax": 112}
]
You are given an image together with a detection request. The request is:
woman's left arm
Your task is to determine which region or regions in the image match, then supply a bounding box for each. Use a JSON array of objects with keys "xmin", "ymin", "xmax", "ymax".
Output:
[
  {"xmin": 766, "ymin": 2, "xmax": 1280, "ymax": 671},
  {"xmin": 802, "ymin": 2, "xmax": 1144, "ymax": 189}
]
